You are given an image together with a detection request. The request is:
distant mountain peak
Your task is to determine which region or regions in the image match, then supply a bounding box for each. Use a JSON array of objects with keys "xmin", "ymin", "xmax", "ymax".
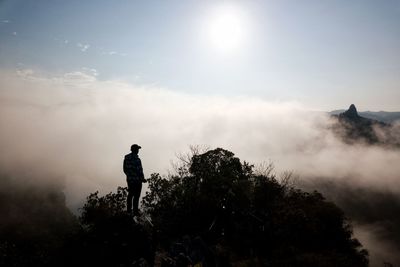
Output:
[
  {"xmin": 343, "ymin": 104, "xmax": 359, "ymax": 119},
  {"xmin": 332, "ymin": 104, "xmax": 394, "ymax": 145}
]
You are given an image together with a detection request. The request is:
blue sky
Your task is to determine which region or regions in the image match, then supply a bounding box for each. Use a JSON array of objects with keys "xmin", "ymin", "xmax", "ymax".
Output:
[{"xmin": 1, "ymin": 0, "xmax": 399, "ymax": 110}]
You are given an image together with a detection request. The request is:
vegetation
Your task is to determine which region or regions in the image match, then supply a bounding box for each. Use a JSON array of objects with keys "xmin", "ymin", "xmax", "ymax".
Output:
[
  {"xmin": 0, "ymin": 147, "xmax": 369, "ymax": 266},
  {"xmin": 0, "ymin": 176, "xmax": 77, "ymax": 267},
  {"xmin": 141, "ymin": 148, "xmax": 368, "ymax": 266}
]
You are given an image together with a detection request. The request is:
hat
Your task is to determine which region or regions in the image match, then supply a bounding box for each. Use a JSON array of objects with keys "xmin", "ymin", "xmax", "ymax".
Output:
[{"xmin": 131, "ymin": 144, "xmax": 142, "ymax": 150}]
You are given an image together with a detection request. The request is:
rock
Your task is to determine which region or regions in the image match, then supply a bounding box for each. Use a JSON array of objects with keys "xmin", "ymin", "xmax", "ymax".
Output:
[{"xmin": 342, "ymin": 104, "xmax": 359, "ymax": 119}]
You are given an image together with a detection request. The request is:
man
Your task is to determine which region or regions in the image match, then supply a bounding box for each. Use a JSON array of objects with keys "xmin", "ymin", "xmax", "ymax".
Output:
[{"xmin": 123, "ymin": 144, "xmax": 146, "ymax": 215}]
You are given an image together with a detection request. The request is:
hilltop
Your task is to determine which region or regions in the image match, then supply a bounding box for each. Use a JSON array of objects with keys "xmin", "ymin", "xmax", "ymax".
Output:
[
  {"xmin": 330, "ymin": 107, "xmax": 400, "ymax": 124},
  {"xmin": 0, "ymin": 148, "xmax": 369, "ymax": 267},
  {"xmin": 330, "ymin": 104, "xmax": 399, "ymax": 146}
]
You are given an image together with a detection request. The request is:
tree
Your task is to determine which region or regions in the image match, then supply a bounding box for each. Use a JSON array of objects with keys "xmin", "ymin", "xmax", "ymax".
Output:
[
  {"xmin": 142, "ymin": 148, "xmax": 369, "ymax": 266},
  {"xmin": 0, "ymin": 147, "xmax": 369, "ymax": 266}
]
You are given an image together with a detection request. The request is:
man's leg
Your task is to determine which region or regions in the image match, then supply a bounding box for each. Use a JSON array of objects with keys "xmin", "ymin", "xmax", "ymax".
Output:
[
  {"xmin": 127, "ymin": 187, "xmax": 134, "ymax": 213},
  {"xmin": 132, "ymin": 181, "xmax": 143, "ymax": 214}
]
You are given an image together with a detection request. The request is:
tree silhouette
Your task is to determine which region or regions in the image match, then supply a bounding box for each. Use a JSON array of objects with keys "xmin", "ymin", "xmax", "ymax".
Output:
[
  {"xmin": 142, "ymin": 148, "xmax": 369, "ymax": 266},
  {"xmin": 60, "ymin": 187, "xmax": 154, "ymax": 267},
  {"xmin": 1, "ymin": 147, "xmax": 370, "ymax": 266}
]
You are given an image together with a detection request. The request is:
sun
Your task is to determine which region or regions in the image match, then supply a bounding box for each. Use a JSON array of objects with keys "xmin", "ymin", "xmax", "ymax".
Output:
[{"xmin": 203, "ymin": 5, "xmax": 248, "ymax": 55}]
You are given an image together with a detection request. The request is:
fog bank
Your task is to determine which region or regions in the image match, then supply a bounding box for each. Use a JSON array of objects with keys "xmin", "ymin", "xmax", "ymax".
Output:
[{"xmin": 1, "ymin": 68, "xmax": 400, "ymax": 265}]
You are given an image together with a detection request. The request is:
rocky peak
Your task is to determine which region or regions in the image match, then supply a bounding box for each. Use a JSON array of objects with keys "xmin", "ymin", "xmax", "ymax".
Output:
[{"xmin": 343, "ymin": 104, "xmax": 359, "ymax": 119}]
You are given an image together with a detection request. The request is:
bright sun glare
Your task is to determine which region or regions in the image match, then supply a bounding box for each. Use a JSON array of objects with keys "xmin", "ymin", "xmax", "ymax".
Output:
[{"xmin": 204, "ymin": 5, "xmax": 248, "ymax": 55}]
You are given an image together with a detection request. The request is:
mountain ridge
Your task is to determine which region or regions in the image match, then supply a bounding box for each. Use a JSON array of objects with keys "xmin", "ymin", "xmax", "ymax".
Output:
[
  {"xmin": 331, "ymin": 104, "xmax": 389, "ymax": 144},
  {"xmin": 329, "ymin": 108, "xmax": 400, "ymax": 124}
]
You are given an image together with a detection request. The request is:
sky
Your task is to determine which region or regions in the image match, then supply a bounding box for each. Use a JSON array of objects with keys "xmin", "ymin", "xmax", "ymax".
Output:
[{"xmin": 1, "ymin": 0, "xmax": 399, "ymax": 110}]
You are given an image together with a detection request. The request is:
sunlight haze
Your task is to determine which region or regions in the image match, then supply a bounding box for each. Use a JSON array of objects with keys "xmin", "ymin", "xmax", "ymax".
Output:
[
  {"xmin": 202, "ymin": 3, "xmax": 250, "ymax": 55},
  {"xmin": 0, "ymin": 0, "xmax": 399, "ymax": 110}
]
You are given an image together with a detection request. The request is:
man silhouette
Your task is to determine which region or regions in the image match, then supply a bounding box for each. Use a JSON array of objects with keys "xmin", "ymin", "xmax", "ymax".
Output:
[{"xmin": 123, "ymin": 144, "xmax": 146, "ymax": 215}]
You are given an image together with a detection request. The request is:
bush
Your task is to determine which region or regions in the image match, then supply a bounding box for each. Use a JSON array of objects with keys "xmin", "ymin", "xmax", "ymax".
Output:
[{"xmin": 61, "ymin": 187, "xmax": 154, "ymax": 267}]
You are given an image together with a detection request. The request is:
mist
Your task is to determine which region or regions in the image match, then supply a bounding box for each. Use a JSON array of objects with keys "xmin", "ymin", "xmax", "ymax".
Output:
[{"xmin": 1, "ymin": 68, "xmax": 400, "ymax": 266}]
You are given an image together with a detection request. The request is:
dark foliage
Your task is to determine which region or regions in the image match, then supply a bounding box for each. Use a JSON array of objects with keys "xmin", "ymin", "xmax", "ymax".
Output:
[
  {"xmin": 0, "ymin": 175, "xmax": 78, "ymax": 267},
  {"xmin": 1, "ymin": 147, "xmax": 370, "ymax": 266},
  {"xmin": 0, "ymin": 178, "xmax": 154, "ymax": 267},
  {"xmin": 301, "ymin": 177, "xmax": 400, "ymax": 265},
  {"xmin": 142, "ymin": 148, "xmax": 369, "ymax": 266},
  {"xmin": 60, "ymin": 187, "xmax": 155, "ymax": 267}
]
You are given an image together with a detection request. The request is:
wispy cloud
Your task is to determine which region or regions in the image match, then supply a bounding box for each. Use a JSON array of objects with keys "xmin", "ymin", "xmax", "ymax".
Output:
[
  {"xmin": 62, "ymin": 71, "xmax": 96, "ymax": 83},
  {"xmin": 103, "ymin": 50, "xmax": 128, "ymax": 57},
  {"xmin": 77, "ymin": 42, "xmax": 90, "ymax": 52},
  {"xmin": 53, "ymin": 37, "xmax": 70, "ymax": 46},
  {"xmin": 16, "ymin": 68, "xmax": 34, "ymax": 78},
  {"xmin": 81, "ymin": 67, "xmax": 98, "ymax": 77},
  {"xmin": 1, "ymin": 20, "xmax": 10, "ymax": 23}
]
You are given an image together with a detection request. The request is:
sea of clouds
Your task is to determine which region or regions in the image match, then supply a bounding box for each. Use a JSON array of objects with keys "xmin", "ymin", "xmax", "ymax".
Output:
[{"xmin": 1, "ymin": 68, "xmax": 399, "ymax": 266}]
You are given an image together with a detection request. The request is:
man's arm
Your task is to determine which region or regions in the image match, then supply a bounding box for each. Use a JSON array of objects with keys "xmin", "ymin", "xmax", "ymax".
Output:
[
  {"xmin": 123, "ymin": 156, "xmax": 128, "ymax": 176},
  {"xmin": 138, "ymin": 158, "xmax": 146, "ymax": 181}
]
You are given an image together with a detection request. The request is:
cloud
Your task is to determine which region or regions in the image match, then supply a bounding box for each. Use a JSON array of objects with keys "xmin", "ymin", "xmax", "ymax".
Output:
[
  {"xmin": 1, "ymin": 68, "xmax": 400, "ymax": 200},
  {"xmin": 104, "ymin": 50, "xmax": 127, "ymax": 57},
  {"xmin": 53, "ymin": 37, "xmax": 69, "ymax": 45},
  {"xmin": 16, "ymin": 68, "xmax": 34, "ymax": 77},
  {"xmin": 77, "ymin": 42, "xmax": 90, "ymax": 52},
  {"xmin": 2, "ymin": 20, "xmax": 10, "ymax": 23},
  {"xmin": 355, "ymin": 224, "xmax": 400, "ymax": 267},
  {"xmin": 81, "ymin": 67, "xmax": 98, "ymax": 77},
  {"xmin": 0, "ymin": 68, "xmax": 399, "ymax": 266},
  {"xmin": 299, "ymin": 177, "xmax": 400, "ymax": 266}
]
